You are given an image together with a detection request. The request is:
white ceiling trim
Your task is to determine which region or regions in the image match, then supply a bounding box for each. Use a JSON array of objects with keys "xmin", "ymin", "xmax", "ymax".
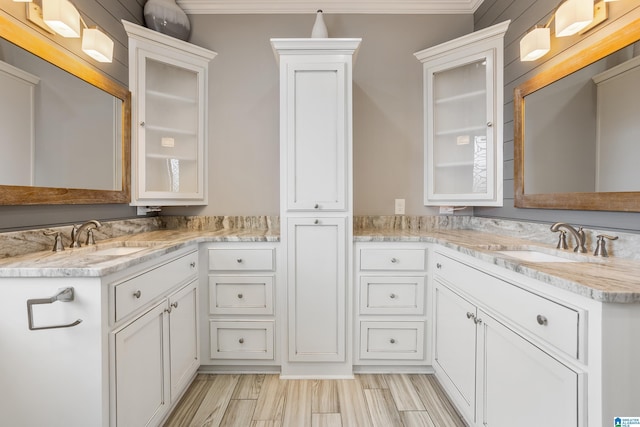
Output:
[{"xmin": 177, "ymin": 0, "xmax": 484, "ymax": 14}]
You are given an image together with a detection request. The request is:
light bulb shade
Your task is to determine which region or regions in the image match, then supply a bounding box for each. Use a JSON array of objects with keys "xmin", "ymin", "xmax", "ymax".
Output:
[
  {"xmin": 43, "ymin": 0, "xmax": 81, "ymax": 38},
  {"xmin": 520, "ymin": 27, "xmax": 551, "ymax": 61},
  {"xmin": 82, "ymin": 28, "xmax": 114, "ymax": 63},
  {"xmin": 555, "ymin": 0, "xmax": 594, "ymax": 37}
]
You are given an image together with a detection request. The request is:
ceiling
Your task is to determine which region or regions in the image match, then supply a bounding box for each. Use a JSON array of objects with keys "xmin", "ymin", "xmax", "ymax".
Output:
[{"xmin": 177, "ymin": 0, "xmax": 485, "ymax": 14}]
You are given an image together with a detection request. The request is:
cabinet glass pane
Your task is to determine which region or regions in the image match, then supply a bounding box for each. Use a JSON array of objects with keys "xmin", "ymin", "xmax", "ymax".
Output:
[
  {"xmin": 144, "ymin": 58, "xmax": 199, "ymax": 193},
  {"xmin": 433, "ymin": 59, "xmax": 487, "ymax": 195}
]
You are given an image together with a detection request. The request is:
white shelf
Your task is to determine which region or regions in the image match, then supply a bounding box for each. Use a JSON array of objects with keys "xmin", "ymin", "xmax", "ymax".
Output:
[
  {"xmin": 436, "ymin": 125, "xmax": 486, "ymax": 136},
  {"xmin": 145, "ymin": 124, "xmax": 197, "ymax": 136},
  {"xmin": 146, "ymin": 89, "xmax": 197, "ymax": 104},
  {"xmin": 146, "ymin": 153, "xmax": 197, "ymax": 161},
  {"xmin": 435, "ymin": 89, "xmax": 486, "ymax": 105},
  {"xmin": 435, "ymin": 161, "xmax": 474, "ymax": 168}
]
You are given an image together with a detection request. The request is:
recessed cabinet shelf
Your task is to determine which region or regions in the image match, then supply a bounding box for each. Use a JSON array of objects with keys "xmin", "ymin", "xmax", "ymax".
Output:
[
  {"xmin": 415, "ymin": 21, "xmax": 509, "ymax": 206},
  {"xmin": 124, "ymin": 20, "xmax": 216, "ymax": 206}
]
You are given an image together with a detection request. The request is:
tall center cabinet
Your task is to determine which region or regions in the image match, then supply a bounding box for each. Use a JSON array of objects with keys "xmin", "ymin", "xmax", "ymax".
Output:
[
  {"xmin": 271, "ymin": 38, "xmax": 361, "ymax": 377},
  {"xmin": 123, "ymin": 21, "xmax": 217, "ymax": 207}
]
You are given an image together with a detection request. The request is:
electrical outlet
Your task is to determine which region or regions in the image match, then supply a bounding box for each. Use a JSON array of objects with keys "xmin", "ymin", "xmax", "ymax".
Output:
[
  {"xmin": 439, "ymin": 206, "xmax": 454, "ymax": 215},
  {"xmin": 394, "ymin": 199, "xmax": 405, "ymax": 215}
]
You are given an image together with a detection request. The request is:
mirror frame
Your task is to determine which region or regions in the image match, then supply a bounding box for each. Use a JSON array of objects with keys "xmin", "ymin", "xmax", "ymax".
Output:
[
  {"xmin": 514, "ymin": 17, "xmax": 640, "ymax": 212},
  {"xmin": 0, "ymin": 13, "xmax": 131, "ymax": 205}
]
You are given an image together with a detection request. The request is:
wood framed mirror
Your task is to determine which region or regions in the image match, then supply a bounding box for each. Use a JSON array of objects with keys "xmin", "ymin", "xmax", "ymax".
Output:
[
  {"xmin": 514, "ymin": 17, "xmax": 640, "ymax": 212},
  {"xmin": 0, "ymin": 12, "xmax": 130, "ymax": 205}
]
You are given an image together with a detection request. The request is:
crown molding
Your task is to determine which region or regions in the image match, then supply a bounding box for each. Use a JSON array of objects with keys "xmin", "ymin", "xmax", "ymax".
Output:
[{"xmin": 177, "ymin": 0, "xmax": 484, "ymax": 14}]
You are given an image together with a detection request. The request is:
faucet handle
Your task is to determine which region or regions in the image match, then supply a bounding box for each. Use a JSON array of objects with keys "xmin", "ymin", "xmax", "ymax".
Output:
[
  {"xmin": 593, "ymin": 234, "xmax": 618, "ymax": 257},
  {"xmin": 85, "ymin": 227, "xmax": 97, "ymax": 246},
  {"xmin": 556, "ymin": 230, "xmax": 568, "ymax": 250},
  {"xmin": 43, "ymin": 231, "xmax": 65, "ymax": 252},
  {"xmin": 69, "ymin": 224, "xmax": 80, "ymax": 248}
]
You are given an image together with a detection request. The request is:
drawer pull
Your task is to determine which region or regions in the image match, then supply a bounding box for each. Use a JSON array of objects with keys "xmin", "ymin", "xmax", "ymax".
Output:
[
  {"xmin": 436, "ymin": 263, "xmax": 442, "ymax": 269},
  {"xmin": 236, "ymin": 258, "xmax": 243, "ymax": 264},
  {"xmin": 239, "ymin": 338, "xmax": 245, "ymax": 344},
  {"xmin": 389, "ymin": 293, "xmax": 397, "ymax": 299},
  {"xmin": 237, "ymin": 293, "xmax": 244, "ymax": 299},
  {"xmin": 171, "ymin": 302, "xmax": 179, "ymax": 309},
  {"xmin": 314, "ymin": 219, "xmax": 320, "ymax": 225},
  {"xmin": 190, "ymin": 261, "xmax": 196, "ymax": 268},
  {"xmin": 536, "ymin": 315, "xmax": 548, "ymax": 326},
  {"xmin": 133, "ymin": 290, "xmax": 141, "ymax": 299},
  {"xmin": 389, "ymin": 338, "xmax": 396, "ymax": 344},
  {"xmin": 474, "ymin": 317, "xmax": 483, "ymax": 325},
  {"xmin": 390, "ymin": 258, "xmax": 398, "ymax": 263},
  {"xmin": 314, "ymin": 204, "xmax": 319, "ymax": 209},
  {"xmin": 466, "ymin": 312, "xmax": 475, "ymax": 320}
]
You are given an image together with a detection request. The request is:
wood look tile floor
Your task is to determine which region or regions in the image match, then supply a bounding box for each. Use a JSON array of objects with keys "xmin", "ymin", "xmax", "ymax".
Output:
[{"xmin": 164, "ymin": 374, "xmax": 467, "ymax": 427}]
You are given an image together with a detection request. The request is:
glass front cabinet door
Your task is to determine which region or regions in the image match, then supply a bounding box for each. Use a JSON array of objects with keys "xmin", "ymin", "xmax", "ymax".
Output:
[
  {"xmin": 123, "ymin": 21, "xmax": 217, "ymax": 206},
  {"xmin": 415, "ymin": 21, "xmax": 509, "ymax": 207}
]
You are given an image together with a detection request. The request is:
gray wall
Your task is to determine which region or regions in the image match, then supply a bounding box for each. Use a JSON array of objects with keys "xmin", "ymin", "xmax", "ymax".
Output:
[
  {"xmin": 162, "ymin": 13, "xmax": 473, "ymax": 217},
  {"xmin": 0, "ymin": 0, "xmax": 143, "ymax": 231},
  {"xmin": 474, "ymin": 0, "xmax": 640, "ymax": 233}
]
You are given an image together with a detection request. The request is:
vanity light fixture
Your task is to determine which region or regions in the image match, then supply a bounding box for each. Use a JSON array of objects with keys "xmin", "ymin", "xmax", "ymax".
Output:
[
  {"xmin": 42, "ymin": 0, "xmax": 81, "ymax": 38},
  {"xmin": 520, "ymin": 0, "xmax": 608, "ymax": 61},
  {"xmin": 82, "ymin": 27, "xmax": 113, "ymax": 63}
]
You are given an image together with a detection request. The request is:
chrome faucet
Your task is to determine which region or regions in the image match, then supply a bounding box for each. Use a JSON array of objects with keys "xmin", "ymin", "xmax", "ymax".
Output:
[
  {"xmin": 550, "ymin": 222, "xmax": 588, "ymax": 253},
  {"xmin": 70, "ymin": 220, "xmax": 102, "ymax": 248}
]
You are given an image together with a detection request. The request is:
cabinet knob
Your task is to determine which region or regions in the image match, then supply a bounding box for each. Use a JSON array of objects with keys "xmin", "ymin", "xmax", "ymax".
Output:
[
  {"xmin": 237, "ymin": 293, "xmax": 244, "ymax": 299},
  {"xmin": 487, "ymin": 121, "xmax": 493, "ymax": 127},
  {"xmin": 239, "ymin": 338, "xmax": 245, "ymax": 344},
  {"xmin": 133, "ymin": 290, "xmax": 141, "ymax": 299},
  {"xmin": 190, "ymin": 261, "xmax": 196, "ymax": 268},
  {"xmin": 140, "ymin": 121, "xmax": 145, "ymax": 127},
  {"xmin": 389, "ymin": 293, "xmax": 397, "ymax": 299},
  {"xmin": 536, "ymin": 314, "xmax": 548, "ymax": 326},
  {"xmin": 171, "ymin": 302, "xmax": 179, "ymax": 309},
  {"xmin": 390, "ymin": 258, "xmax": 398, "ymax": 263},
  {"xmin": 474, "ymin": 317, "xmax": 483, "ymax": 325},
  {"xmin": 389, "ymin": 338, "xmax": 396, "ymax": 344},
  {"xmin": 314, "ymin": 204, "xmax": 320, "ymax": 209},
  {"xmin": 314, "ymin": 219, "xmax": 320, "ymax": 225},
  {"xmin": 436, "ymin": 263, "xmax": 442, "ymax": 269},
  {"xmin": 236, "ymin": 258, "xmax": 243, "ymax": 263},
  {"xmin": 466, "ymin": 312, "xmax": 475, "ymax": 320}
]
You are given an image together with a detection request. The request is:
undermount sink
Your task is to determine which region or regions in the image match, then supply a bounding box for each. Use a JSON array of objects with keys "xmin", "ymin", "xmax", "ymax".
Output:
[
  {"xmin": 82, "ymin": 242, "xmax": 154, "ymax": 257},
  {"xmin": 495, "ymin": 250, "xmax": 578, "ymax": 263}
]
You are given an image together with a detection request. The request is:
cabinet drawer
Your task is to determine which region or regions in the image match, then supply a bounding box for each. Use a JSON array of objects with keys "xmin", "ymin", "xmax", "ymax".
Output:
[
  {"xmin": 208, "ymin": 248, "xmax": 274, "ymax": 271},
  {"xmin": 209, "ymin": 275, "xmax": 274, "ymax": 315},
  {"xmin": 434, "ymin": 252, "xmax": 581, "ymax": 359},
  {"xmin": 209, "ymin": 321, "xmax": 274, "ymax": 360},
  {"xmin": 360, "ymin": 321, "xmax": 425, "ymax": 360},
  {"xmin": 114, "ymin": 250, "xmax": 198, "ymax": 322},
  {"xmin": 359, "ymin": 276, "xmax": 425, "ymax": 315},
  {"xmin": 360, "ymin": 248, "xmax": 426, "ymax": 271}
]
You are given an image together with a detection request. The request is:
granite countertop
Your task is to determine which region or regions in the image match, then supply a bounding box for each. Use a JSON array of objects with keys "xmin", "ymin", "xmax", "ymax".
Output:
[{"xmin": 1, "ymin": 226, "xmax": 639, "ymax": 304}]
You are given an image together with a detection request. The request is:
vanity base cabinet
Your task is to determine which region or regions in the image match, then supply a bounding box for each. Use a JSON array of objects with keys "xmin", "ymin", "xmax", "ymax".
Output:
[
  {"xmin": 433, "ymin": 248, "xmax": 583, "ymax": 427},
  {"xmin": 200, "ymin": 242, "xmax": 279, "ymax": 369},
  {"xmin": 354, "ymin": 243, "xmax": 430, "ymax": 370}
]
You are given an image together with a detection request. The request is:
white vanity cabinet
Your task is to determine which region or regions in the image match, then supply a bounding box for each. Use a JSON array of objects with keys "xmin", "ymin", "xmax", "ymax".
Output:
[
  {"xmin": 272, "ymin": 38, "xmax": 360, "ymax": 377},
  {"xmin": 433, "ymin": 248, "xmax": 583, "ymax": 427},
  {"xmin": 0, "ymin": 245, "xmax": 199, "ymax": 427},
  {"xmin": 354, "ymin": 243, "xmax": 429, "ymax": 366},
  {"xmin": 201, "ymin": 243, "xmax": 278, "ymax": 366},
  {"xmin": 123, "ymin": 21, "xmax": 217, "ymax": 207},
  {"xmin": 415, "ymin": 21, "xmax": 509, "ymax": 206}
]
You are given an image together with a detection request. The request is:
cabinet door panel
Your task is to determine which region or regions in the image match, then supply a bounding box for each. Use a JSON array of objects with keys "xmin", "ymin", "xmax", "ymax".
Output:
[
  {"xmin": 434, "ymin": 283, "xmax": 477, "ymax": 421},
  {"xmin": 480, "ymin": 311, "xmax": 579, "ymax": 427},
  {"xmin": 286, "ymin": 63, "xmax": 346, "ymax": 211},
  {"xmin": 287, "ymin": 217, "xmax": 346, "ymax": 361},
  {"xmin": 169, "ymin": 280, "xmax": 199, "ymax": 401},
  {"xmin": 114, "ymin": 301, "xmax": 169, "ymax": 427}
]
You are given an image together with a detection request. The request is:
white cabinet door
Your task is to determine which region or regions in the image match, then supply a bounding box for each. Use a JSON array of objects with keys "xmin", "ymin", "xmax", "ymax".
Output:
[
  {"xmin": 124, "ymin": 21, "xmax": 216, "ymax": 206},
  {"xmin": 415, "ymin": 21, "xmax": 509, "ymax": 206},
  {"xmin": 434, "ymin": 282, "xmax": 478, "ymax": 423},
  {"xmin": 114, "ymin": 300, "xmax": 170, "ymax": 427},
  {"xmin": 169, "ymin": 279, "xmax": 199, "ymax": 401},
  {"xmin": 287, "ymin": 217, "xmax": 346, "ymax": 362},
  {"xmin": 285, "ymin": 62, "xmax": 347, "ymax": 212},
  {"xmin": 479, "ymin": 310, "xmax": 579, "ymax": 427}
]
